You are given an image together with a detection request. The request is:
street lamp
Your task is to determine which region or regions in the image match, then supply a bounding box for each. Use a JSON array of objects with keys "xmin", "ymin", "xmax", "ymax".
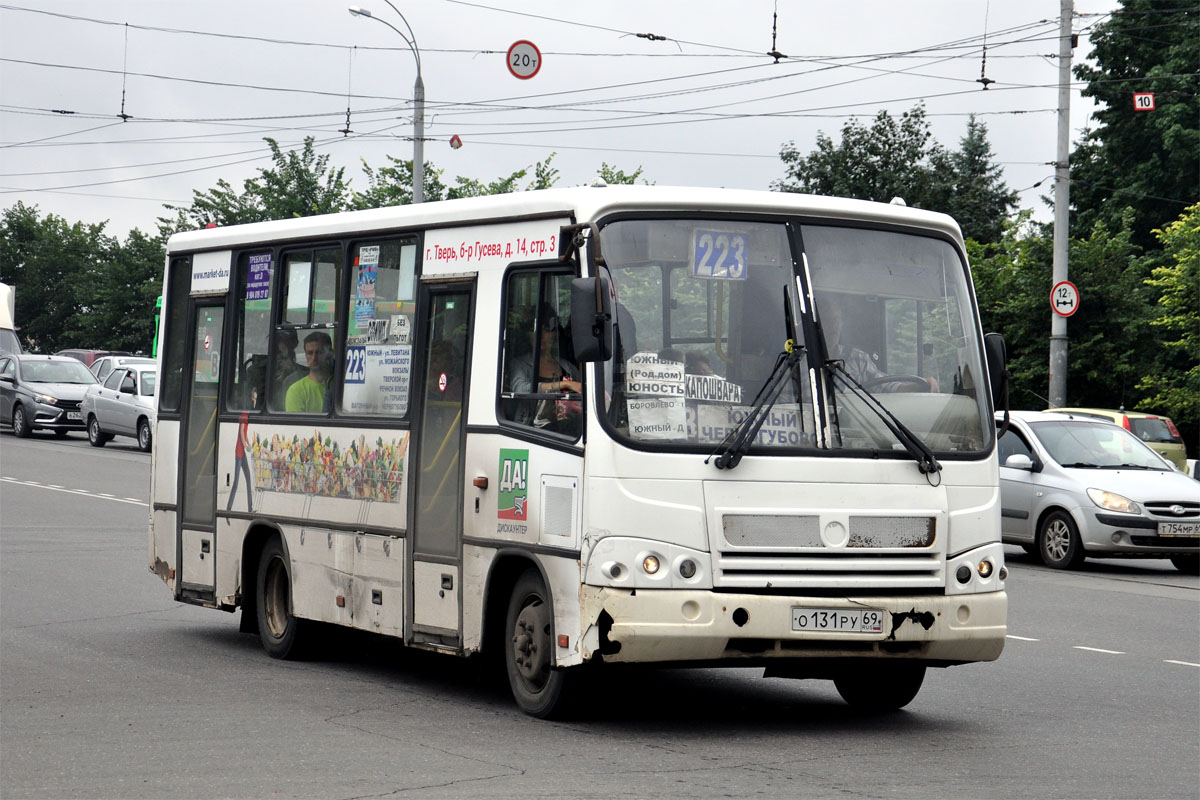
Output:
[{"xmin": 349, "ymin": 3, "xmax": 425, "ymax": 204}]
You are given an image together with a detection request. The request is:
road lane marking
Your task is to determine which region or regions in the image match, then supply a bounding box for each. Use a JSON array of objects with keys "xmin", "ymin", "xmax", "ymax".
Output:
[
  {"xmin": 1006, "ymin": 635, "xmax": 1039, "ymax": 641},
  {"xmin": 1073, "ymin": 646, "xmax": 1125, "ymax": 655},
  {"xmin": 0, "ymin": 476, "xmax": 147, "ymax": 506},
  {"xmin": 1164, "ymin": 660, "xmax": 1200, "ymax": 668}
]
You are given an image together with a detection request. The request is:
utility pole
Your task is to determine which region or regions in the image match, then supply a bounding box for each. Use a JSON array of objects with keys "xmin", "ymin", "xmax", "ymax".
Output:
[{"xmin": 1049, "ymin": 0, "xmax": 1074, "ymax": 407}]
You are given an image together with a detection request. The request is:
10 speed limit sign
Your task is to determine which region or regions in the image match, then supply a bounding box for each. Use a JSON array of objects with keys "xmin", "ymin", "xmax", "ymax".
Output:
[
  {"xmin": 507, "ymin": 40, "xmax": 541, "ymax": 79},
  {"xmin": 1051, "ymin": 280, "xmax": 1080, "ymax": 317}
]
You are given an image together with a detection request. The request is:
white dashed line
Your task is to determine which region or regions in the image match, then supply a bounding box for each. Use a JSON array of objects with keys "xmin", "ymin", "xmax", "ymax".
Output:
[
  {"xmin": 1006, "ymin": 635, "xmax": 1039, "ymax": 641},
  {"xmin": 1164, "ymin": 660, "xmax": 1200, "ymax": 668},
  {"xmin": 1074, "ymin": 646, "xmax": 1125, "ymax": 655},
  {"xmin": 1, "ymin": 477, "xmax": 147, "ymax": 506}
]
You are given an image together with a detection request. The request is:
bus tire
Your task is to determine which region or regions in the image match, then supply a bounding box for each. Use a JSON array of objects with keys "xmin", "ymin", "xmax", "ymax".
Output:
[
  {"xmin": 834, "ymin": 662, "xmax": 925, "ymax": 711},
  {"xmin": 256, "ymin": 535, "xmax": 309, "ymax": 660},
  {"xmin": 505, "ymin": 568, "xmax": 571, "ymax": 718}
]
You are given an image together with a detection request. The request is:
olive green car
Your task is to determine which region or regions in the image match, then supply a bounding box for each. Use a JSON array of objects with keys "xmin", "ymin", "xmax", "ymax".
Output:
[{"xmin": 1043, "ymin": 408, "xmax": 1188, "ymax": 471}]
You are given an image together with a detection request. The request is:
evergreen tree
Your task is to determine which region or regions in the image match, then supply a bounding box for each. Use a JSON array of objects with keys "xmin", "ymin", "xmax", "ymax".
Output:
[{"xmin": 1071, "ymin": 1, "xmax": 1199, "ymax": 249}]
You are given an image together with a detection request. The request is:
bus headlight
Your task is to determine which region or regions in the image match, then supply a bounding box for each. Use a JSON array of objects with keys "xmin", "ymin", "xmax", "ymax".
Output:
[
  {"xmin": 642, "ymin": 555, "xmax": 660, "ymax": 575},
  {"xmin": 678, "ymin": 558, "xmax": 697, "ymax": 579}
]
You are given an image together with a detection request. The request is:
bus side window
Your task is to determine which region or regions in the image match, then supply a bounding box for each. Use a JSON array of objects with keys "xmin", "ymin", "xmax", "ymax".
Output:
[
  {"xmin": 231, "ymin": 251, "xmax": 273, "ymax": 411},
  {"xmin": 273, "ymin": 247, "xmax": 342, "ymax": 414},
  {"xmin": 340, "ymin": 241, "xmax": 417, "ymax": 417},
  {"xmin": 498, "ymin": 269, "xmax": 582, "ymax": 438}
]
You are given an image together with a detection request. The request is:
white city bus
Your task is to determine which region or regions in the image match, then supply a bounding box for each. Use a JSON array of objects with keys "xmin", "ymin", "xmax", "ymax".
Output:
[{"xmin": 150, "ymin": 186, "xmax": 1010, "ymax": 717}]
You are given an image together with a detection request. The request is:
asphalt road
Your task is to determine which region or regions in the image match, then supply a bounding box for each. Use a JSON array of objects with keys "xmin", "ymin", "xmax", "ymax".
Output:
[{"xmin": 2, "ymin": 431, "xmax": 1198, "ymax": 800}]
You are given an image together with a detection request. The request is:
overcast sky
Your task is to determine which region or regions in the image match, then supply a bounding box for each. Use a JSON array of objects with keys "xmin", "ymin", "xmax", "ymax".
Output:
[{"xmin": 1, "ymin": 0, "xmax": 1120, "ymax": 238}]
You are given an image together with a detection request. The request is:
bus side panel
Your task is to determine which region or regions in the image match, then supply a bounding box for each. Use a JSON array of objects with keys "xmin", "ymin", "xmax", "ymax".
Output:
[
  {"xmin": 216, "ymin": 422, "xmax": 410, "ymax": 533},
  {"xmin": 462, "ymin": 432, "xmax": 584, "ymax": 663},
  {"xmin": 149, "ymin": 419, "xmax": 180, "ymax": 586}
]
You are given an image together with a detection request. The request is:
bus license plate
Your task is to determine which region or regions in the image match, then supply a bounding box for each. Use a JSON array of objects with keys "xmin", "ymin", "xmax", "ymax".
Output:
[
  {"xmin": 1158, "ymin": 521, "xmax": 1200, "ymax": 537},
  {"xmin": 67, "ymin": 412, "xmax": 82, "ymax": 421},
  {"xmin": 792, "ymin": 608, "xmax": 884, "ymax": 633}
]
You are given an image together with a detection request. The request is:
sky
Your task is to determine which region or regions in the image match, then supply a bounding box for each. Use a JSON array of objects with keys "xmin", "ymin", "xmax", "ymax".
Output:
[{"xmin": 0, "ymin": 0, "xmax": 1122, "ymax": 239}]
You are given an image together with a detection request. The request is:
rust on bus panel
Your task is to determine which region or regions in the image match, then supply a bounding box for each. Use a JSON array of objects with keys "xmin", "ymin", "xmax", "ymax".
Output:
[
  {"xmin": 153, "ymin": 557, "xmax": 172, "ymax": 583},
  {"xmin": 887, "ymin": 608, "xmax": 935, "ymax": 640}
]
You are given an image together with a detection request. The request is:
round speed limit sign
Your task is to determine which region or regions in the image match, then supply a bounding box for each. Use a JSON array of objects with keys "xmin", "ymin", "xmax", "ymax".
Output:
[{"xmin": 507, "ymin": 40, "xmax": 541, "ymax": 80}]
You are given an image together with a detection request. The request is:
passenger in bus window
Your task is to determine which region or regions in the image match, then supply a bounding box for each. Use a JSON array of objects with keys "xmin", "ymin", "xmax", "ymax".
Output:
[
  {"xmin": 285, "ymin": 331, "xmax": 334, "ymax": 413},
  {"xmin": 270, "ymin": 329, "xmax": 305, "ymax": 409}
]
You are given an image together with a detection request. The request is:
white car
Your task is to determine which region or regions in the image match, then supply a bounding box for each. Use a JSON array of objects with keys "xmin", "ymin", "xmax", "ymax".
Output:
[
  {"xmin": 89, "ymin": 355, "xmax": 155, "ymax": 383},
  {"xmin": 998, "ymin": 410, "xmax": 1200, "ymax": 573},
  {"xmin": 82, "ymin": 364, "xmax": 156, "ymax": 451}
]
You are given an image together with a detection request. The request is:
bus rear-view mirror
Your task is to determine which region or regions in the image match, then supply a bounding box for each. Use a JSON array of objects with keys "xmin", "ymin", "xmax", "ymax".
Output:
[{"xmin": 570, "ymin": 277, "xmax": 613, "ymax": 363}]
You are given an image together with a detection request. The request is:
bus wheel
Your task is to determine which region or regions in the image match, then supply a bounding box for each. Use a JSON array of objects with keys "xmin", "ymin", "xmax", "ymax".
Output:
[
  {"xmin": 505, "ymin": 568, "xmax": 570, "ymax": 718},
  {"xmin": 256, "ymin": 536, "xmax": 308, "ymax": 659},
  {"xmin": 834, "ymin": 663, "xmax": 925, "ymax": 711}
]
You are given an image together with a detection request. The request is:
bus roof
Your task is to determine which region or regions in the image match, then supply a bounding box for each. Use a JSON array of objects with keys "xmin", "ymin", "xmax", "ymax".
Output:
[{"xmin": 165, "ymin": 185, "xmax": 964, "ymax": 255}]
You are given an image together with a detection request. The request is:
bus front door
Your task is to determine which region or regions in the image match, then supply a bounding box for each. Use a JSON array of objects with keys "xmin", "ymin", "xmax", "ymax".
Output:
[
  {"xmin": 177, "ymin": 302, "xmax": 224, "ymax": 602},
  {"xmin": 410, "ymin": 284, "xmax": 473, "ymax": 646}
]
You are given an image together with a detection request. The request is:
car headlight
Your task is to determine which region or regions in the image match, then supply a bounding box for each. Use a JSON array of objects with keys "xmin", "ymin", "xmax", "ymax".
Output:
[
  {"xmin": 33, "ymin": 393, "xmax": 58, "ymax": 405},
  {"xmin": 1087, "ymin": 488, "xmax": 1141, "ymax": 514}
]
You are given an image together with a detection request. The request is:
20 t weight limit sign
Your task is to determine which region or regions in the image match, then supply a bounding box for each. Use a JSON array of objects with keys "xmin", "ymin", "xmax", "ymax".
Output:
[
  {"xmin": 1051, "ymin": 280, "xmax": 1080, "ymax": 317},
  {"xmin": 507, "ymin": 41, "xmax": 541, "ymax": 80}
]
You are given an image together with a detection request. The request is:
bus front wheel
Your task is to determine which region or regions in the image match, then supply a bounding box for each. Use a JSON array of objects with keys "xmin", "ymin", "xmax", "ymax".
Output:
[
  {"xmin": 504, "ymin": 568, "xmax": 571, "ymax": 718},
  {"xmin": 834, "ymin": 662, "xmax": 925, "ymax": 711},
  {"xmin": 256, "ymin": 536, "xmax": 309, "ymax": 660}
]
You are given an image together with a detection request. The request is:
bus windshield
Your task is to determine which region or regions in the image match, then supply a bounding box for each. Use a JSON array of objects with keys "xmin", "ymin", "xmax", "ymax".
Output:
[{"xmin": 598, "ymin": 217, "xmax": 990, "ymax": 457}]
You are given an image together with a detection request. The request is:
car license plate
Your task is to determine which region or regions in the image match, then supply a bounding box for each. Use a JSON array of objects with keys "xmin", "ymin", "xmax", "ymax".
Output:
[
  {"xmin": 792, "ymin": 607, "xmax": 884, "ymax": 633},
  {"xmin": 1158, "ymin": 521, "xmax": 1200, "ymax": 537},
  {"xmin": 67, "ymin": 411, "xmax": 82, "ymax": 421}
]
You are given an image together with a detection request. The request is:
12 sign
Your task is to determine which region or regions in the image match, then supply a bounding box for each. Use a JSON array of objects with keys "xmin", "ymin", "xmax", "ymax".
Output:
[{"xmin": 1051, "ymin": 280, "xmax": 1079, "ymax": 317}]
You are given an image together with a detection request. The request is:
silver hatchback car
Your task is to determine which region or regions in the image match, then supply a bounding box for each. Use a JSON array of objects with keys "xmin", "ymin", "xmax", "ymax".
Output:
[
  {"xmin": 998, "ymin": 411, "xmax": 1199, "ymax": 573},
  {"xmin": 81, "ymin": 364, "xmax": 156, "ymax": 451}
]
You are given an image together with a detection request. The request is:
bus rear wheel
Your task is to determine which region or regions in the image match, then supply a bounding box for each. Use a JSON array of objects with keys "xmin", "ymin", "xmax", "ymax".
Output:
[
  {"xmin": 834, "ymin": 662, "xmax": 926, "ymax": 711},
  {"xmin": 504, "ymin": 568, "xmax": 571, "ymax": 718},
  {"xmin": 256, "ymin": 536, "xmax": 309, "ymax": 659}
]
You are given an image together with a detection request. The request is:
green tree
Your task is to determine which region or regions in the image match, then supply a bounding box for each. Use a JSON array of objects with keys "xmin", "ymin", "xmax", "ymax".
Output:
[
  {"xmin": 970, "ymin": 212, "xmax": 1158, "ymax": 412},
  {"xmin": 1136, "ymin": 203, "xmax": 1199, "ymax": 451},
  {"xmin": 774, "ymin": 106, "xmax": 1016, "ymax": 243},
  {"xmin": 0, "ymin": 202, "xmax": 118, "ymax": 353},
  {"xmin": 1071, "ymin": 1, "xmax": 1199, "ymax": 250},
  {"xmin": 596, "ymin": 162, "xmax": 651, "ymax": 185},
  {"xmin": 161, "ymin": 137, "xmax": 350, "ymax": 233}
]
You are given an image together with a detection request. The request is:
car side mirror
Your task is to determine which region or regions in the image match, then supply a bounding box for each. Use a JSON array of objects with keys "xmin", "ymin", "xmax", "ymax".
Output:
[
  {"xmin": 570, "ymin": 276, "xmax": 613, "ymax": 363},
  {"xmin": 120, "ymin": 384, "xmax": 136, "ymax": 395},
  {"xmin": 1004, "ymin": 454, "xmax": 1034, "ymax": 471}
]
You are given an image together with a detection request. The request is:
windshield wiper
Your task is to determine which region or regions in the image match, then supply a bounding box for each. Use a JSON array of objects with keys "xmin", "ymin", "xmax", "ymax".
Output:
[
  {"xmin": 1058, "ymin": 462, "xmax": 1102, "ymax": 469},
  {"xmin": 1099, "ymin": 463, "xmax": 1155, "ymax": 470},
  {"xmin": 825, "ymin": 362, "xmax": 942, "ymax": 478},
  {"xmin": 707, "ymin": 344, "xmax": 804, "ymax": 470}
]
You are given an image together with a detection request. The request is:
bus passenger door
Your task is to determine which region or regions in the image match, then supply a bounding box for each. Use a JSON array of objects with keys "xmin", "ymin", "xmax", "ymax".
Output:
[
  {"xmin": 410, "ymin": 283, "xmax": 473, "ymax": 646},
  {"xmin": 177, "ymin": 302, "xmax": 224, "ymax": 602}
]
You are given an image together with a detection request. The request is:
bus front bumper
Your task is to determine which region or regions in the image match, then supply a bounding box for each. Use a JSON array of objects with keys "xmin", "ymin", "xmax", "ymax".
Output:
[{"xmin": 579, "ymin": 587, "xmax": 1007, "ymax": 665}]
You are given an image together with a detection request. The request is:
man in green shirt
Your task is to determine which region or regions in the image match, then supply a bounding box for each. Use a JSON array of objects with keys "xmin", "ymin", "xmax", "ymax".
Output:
[{"xmin": 286, "ymin": 331, "xmax": 334, "ymax": 413}]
